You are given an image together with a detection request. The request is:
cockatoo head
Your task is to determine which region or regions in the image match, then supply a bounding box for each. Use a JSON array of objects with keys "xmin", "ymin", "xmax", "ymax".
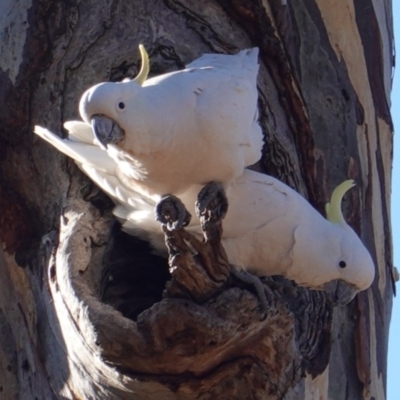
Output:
[
  {"xmin": 290, "ymin": 180, "xmax": 375, "ymax": 305},
  {"xmin": 79, "ymin": 45, "xmax": 150, "ymax": 149}
]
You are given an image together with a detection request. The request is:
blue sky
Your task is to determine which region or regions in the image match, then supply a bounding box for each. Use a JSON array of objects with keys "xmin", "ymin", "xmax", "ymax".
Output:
[{"xmin": 388, "ymin": 3, "xmax": 399, "ymax": 399}]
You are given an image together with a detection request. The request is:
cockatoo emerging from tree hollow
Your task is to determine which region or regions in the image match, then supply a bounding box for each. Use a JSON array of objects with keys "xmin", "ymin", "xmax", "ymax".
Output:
[{"xmin": 34, "ymin": 46, "xmax": 375, "ymax": 305}]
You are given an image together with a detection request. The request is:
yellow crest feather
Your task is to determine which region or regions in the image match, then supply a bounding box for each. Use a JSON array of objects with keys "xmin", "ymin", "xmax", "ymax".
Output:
[
  {"xmin": 325, "ymin": 180, "xmax": 356, "ymax": 224},
  {"xmin": 133, "ymin": 44, "xmax": 150, "ymax": 85}
]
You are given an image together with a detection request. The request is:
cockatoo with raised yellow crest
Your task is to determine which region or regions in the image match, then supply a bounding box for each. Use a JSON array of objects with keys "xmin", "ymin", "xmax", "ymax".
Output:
[{"xmin": 34, "ymin": 46, "xmax": 375, "ymax": 305}]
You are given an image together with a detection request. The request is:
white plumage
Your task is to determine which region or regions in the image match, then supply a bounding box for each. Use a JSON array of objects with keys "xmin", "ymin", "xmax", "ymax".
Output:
[{"xmin": 34, "ymin": 47, "xmax": 375, "ymax": 304}]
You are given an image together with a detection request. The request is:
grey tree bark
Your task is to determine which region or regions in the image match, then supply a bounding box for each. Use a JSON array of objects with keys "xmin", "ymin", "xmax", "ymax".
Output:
[{"xmin": 0, "ymin": 0, "xmax": 394, "ymax": 399}]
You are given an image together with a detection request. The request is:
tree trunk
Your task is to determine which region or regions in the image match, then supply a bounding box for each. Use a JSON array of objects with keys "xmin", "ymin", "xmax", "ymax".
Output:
[{"xmin": 0, "ymin": 0, "xmax": 394, "ymax": 399}]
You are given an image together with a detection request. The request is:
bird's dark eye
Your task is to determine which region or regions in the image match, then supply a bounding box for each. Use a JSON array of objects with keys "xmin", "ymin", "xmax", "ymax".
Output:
[
  {"xmin": 118, "ymin": 102, "xmax": 125, "ymax": 109},
  {"xmin": 339, "ymin": 261, "xmax": 347, "ymax": 269}
]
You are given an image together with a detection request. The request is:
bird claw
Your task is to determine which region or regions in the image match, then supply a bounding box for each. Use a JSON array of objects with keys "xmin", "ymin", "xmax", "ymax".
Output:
[
  {"xmin": 155, "ymin": 195, "xmax": 192, "ymax": 231},
  {"xmin": 231, "ymin": 269, "xmax": 274, "ymax": 320},
  {"xmin": 196, "ymin": 182, "xmax": 228, "ymax": 222}
]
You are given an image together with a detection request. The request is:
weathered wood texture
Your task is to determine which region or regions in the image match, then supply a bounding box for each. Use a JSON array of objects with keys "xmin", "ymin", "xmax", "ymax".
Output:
[{"xmin": 0, "ymin": 0, "xmax": 394, "ymax": 399}]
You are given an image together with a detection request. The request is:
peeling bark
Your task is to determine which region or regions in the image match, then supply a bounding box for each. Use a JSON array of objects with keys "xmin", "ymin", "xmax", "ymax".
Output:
[{"xmin": 0, "ymin": 0, "xmax": 394, "ymax": 399}]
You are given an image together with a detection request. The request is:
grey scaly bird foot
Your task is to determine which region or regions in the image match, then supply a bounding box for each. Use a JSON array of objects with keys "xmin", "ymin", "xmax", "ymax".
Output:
[
  {"xmin": 196, "ymin": 182, "xmax": 228, "ymax": 221},
  {"xmin": 155, "ymin": 195, "xmax": 192, "ymax": 230},
  {"xmin": 231, "ymin": 269, "xmax": 275, "ymax": 320}
]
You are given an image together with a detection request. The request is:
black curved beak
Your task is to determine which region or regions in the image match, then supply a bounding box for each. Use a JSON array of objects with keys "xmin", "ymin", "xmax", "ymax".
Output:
[
  {"xmin": 91, "ymin": 115, "xmax": 125, "ymax": 149},
  {"xmin": 324, "ymin": 280, "xmax": 358, "ymax": 306}
]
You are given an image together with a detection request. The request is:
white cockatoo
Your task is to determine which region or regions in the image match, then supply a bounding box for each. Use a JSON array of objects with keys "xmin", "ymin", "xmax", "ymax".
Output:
[
  {"xmin": 34, "ymin": 120, "xmax": 375, "ymax": 305},
  {"xmin": 76, "ymin": 45, "xmax": 263, "ymax": 197}
]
